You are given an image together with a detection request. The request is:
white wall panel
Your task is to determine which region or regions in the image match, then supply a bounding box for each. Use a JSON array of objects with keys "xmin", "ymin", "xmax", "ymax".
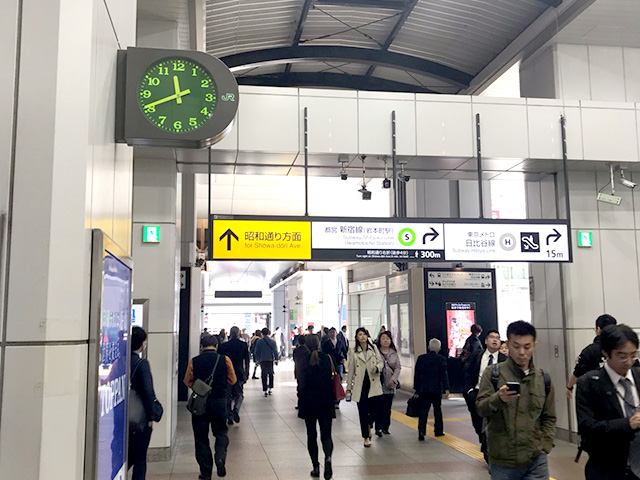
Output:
[
  {"xmin": 600, "ymin": 229, "xmax": 640, "ymax": 321},
  {"xmin": 565, "ymin": 230, "xmax": 604, "ymax": 329},
  {"xmin": 527, "ymin": 101, "xmax": 582, "ymax": 160},
  {"xmin": 568, "ymin": 171, "xmax": 598, "ymax": 229},
  {"xmin": 596, "ymin": 170, "xmax": 635, "ymax": 230},
  {"xmin": 556, "ymin": 44, "xmax": 591, "ymax": 100},
  {"xmin": 147, "ymin": 332, "xmax": 176, "ymax": 448},
  {"xmin": 472, "ymin": 102, "xmax": 529, "ymax": 158},
  {"xmin": 624, "ymin": 48, "xmax": 640, "ymax": 103},
  {"xmin": 581, "ymin": 105, "xmax": 638, "ymax": 162},
  {"xmin": 416, "ymin": 100, "xmax": 473, "ymax": 157},
  {"xmin": 588, "ymin": 46, "xmax": 626, "ymax": 103},
  {"xmin": 358, "ymin": 94, "xmax": 416, "ymax": 156},
  {"xmin": 238, "ymin": 93, "xmax": 299, "ymax": 152},
  {"xmin": 301, "ymin": 95, "xmax": 358, "ymax": 154},
  {"xmin": 133, "ymin": 158, "xmax": 178, "ymax": 223}
]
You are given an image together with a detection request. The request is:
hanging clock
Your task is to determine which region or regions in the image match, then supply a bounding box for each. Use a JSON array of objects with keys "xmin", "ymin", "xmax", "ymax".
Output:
[{"xmin": 116, "ymin": 47, "xmax": 238, "ymax": 149}]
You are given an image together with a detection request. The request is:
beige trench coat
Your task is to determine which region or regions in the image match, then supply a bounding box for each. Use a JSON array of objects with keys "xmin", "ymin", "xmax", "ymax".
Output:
[{"xmin": 346, "ymin": 344, "xmax": 384, "ymax": 403}]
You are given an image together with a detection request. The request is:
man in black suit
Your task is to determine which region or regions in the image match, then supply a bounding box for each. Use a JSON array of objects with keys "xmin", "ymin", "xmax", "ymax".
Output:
[
  {"xmin": 463, "ymin": 328, "xmax": 506, "ymax": 458},
  {"xmin": 413, "ymin": 338, "xmax": 450, "ymax": 440},
  {"xmin": 576, "ymin": 324, "xmax": 640, "ymax": 480},
  {"xmin": 218, "ymin": 326, "xmax": 250, "ymax": 425}
]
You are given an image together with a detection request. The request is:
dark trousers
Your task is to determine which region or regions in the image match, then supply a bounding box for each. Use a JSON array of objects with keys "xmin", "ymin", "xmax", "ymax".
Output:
[
  {"xmin": 417, "ymin": 392, "xmax": 443, "ymax": 436},
  {"xmin": 128, "ymin": 424, "xmax": 152, "ymax": 480},
  {"xmin": 252, "ymin": 361, "xmax": 260, "ymax": 378},
  {"xmin": 463, "ymin": 388, "xmax": 486, "ymax": 451},
  {"xmin": 260, "ymin": 361, "xmax": 274, "ymax": 391},
  {"xmin": 376, "ymin": 393, "xmax": 394, "ymax": 432},
  {"xmin": 356, "ymin": 374, "xmax": 378, "ymax": 438},
  {"xmin": 192, "ymin": 402, "xmax": 229, "ymax": 478},
  {"xmin": 226, "ymin": 382, "xmax": 244, "ymax": 417},
  {"xmin": 305, "ymin": 416, "xmax": 334, "ymax": 466}
]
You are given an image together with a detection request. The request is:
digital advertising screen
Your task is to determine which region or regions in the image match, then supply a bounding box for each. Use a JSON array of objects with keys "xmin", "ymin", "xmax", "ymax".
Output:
[{"xmin": 445, "ymin": 302, "xmax": 476, "ymax": 358}]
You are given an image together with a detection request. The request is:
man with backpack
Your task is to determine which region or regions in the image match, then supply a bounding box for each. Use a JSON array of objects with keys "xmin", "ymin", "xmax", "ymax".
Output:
[
  {"xmin": 476, "ymin": 320, "xmax": 556, "ymax": 480},
  {"xmin": 184, "ymin": 334, "xmax": 237, "ymax": 479}
]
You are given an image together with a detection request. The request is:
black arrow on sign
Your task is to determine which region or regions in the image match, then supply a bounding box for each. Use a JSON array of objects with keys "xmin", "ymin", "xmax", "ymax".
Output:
[
  {"xmin": 219, "ymin": 229, "xmax": 239, "ymax": 251},
  {"xmin": 546, "ymin": 229, "xmax": 561, "ymax": 245},
  {"xmin": 422, "ymin": 227, "xmax": 440, "ymax": 243}
]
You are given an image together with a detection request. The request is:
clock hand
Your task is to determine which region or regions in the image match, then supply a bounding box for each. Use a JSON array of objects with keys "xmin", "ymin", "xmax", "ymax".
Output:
[
  {"xmin": 143, "ymin": 89, "xmax": 191, "ymax": 110},
  {"xmin": 173, "ymin": 76, "xmax": 183, "ymax": 105}
]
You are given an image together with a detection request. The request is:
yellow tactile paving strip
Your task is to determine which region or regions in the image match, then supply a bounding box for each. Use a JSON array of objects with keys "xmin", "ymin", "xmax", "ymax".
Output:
[{"xmin": 391, "ymin": 409, "xmax": 558, "ymax": 480}]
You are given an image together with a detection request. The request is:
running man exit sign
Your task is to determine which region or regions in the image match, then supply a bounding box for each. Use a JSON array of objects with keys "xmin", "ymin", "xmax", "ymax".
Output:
[
  {"xmin": 143, "ymin": 225, "xmax": 160, "ymax": 243},
  {"xmin": 577, "ymin": 231, "xmax": 592, "ymax": 248}
]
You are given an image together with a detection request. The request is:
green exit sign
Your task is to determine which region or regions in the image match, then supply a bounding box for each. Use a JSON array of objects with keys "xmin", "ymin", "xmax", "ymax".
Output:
[
  {"xmin": 578, "ymin": 231, "xmax": 592, "ymax": 248},
  {"xmin": 143, "ymin": 225, "xmax": 160, "ymax": 243}
]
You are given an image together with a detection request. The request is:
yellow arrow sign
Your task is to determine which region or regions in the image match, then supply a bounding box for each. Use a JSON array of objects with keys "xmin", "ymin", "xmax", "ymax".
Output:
[{"xmin": 211, "ymin": 220, "xmax": 312, "ymax": 260}]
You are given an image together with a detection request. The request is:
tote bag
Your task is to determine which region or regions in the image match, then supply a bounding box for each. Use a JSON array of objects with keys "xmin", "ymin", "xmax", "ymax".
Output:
[{"xmin": 328, "ymin": 356, "xmax": 346, "ymax": 401}]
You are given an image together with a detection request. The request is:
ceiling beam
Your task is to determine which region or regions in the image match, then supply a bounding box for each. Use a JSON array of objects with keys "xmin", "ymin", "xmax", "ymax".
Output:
[
  {"xmin": 285, "ymin": 0, "xmax": 315, "ymax": 75},
  {"xmin": 366, "ymin": 0, "xmax": 418, "ymax": 76},
  {"xmin": 539, "ymin": 0, "xmax": 562, "ymax": 7},
  {"xmin": 235, "ymin": 72, "xmax": 439, "ymax": 93},
  {"xmin": 222, "ymin": 46, "xmax": 473, "ymax": 87},
  {"xmin": 314, "ymin": 0, "xmax": 409, "ymax": 9}
]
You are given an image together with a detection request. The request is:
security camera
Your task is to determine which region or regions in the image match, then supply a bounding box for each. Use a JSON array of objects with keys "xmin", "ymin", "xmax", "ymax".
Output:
[
  {"xmin": 397, "ymin": 172, "xmax": 410, "ymax": 182},
  {"xmin": 621, "ymin": 178, "xmax": 637, "ymax": 189},
  {"xmin": 382, "ymin": 178, "xmax": 391, "ymax": 189},
  {"xmin": 359, "ymin": 185, "xmax": 372, "ymax": 200},
  {"xmin": 340, "ymin": 172, "xmax": 348, "ymax": 181}
]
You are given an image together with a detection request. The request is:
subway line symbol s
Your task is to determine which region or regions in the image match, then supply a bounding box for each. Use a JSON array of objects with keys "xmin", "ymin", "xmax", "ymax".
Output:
[{"xmin": 221, "ymin": 93, "xmax": 235, "ymax": 101}]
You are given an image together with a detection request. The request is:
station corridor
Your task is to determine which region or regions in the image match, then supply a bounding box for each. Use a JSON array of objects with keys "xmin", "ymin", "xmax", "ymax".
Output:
[{"xmin": 145, "ymin": 361, "xmax": 585, "ymax": 480}]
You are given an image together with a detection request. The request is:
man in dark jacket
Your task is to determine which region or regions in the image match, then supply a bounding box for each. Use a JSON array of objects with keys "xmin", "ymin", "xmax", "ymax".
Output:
[
  {"xmin": 414, "ymin": 338, "xmax": 450, "ymax": 440},
  {"xmin": 566, "ymin": 313, "xmax": 617, "ymax": 399},
  {"xmin": 576, "ymin": 324, "xmax": 640, "ymax": 480},
  {"xmin": 218, "ymin": 326, "xmax": 250, "ymax": 425},
  {"xmin": 253, "ymin": 327, "xmax": 279, "ymax": 396},
  {"xmin": 184, "ymin": 334, "xmax": 237, "ymax": 479},
  {"xmin": 463, "ymin": 328, "xmax": 506, "ymax": 458},
  {"xmin": 321, "ymin": 328, "xmax": 346, "ymax": 370},
  {"xmin": 461, "ymin": 324, "xmax": 483, "ymax": 363}
]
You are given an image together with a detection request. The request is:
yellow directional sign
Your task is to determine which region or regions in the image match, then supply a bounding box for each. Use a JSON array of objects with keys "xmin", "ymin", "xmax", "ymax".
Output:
[{"xmin": 212, "ymin": 220, "xmax": 312, "ymax": 260}]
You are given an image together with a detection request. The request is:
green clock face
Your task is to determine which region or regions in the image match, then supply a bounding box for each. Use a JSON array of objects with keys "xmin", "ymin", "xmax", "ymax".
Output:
[{"xmin": 137, "ymin": 58, "xmax": 217, "ymax": 134}]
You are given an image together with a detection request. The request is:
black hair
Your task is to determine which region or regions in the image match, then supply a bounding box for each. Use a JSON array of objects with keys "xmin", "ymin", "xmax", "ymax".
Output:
[
  {"xmin": 484, "ymin": 329, "xmax": 500, "ymax": 337},
  {"xmin": 596, "ymin": 314, "xmax": 617, "ymax": 331},
  {"xmin": 323, "ymin": 327, "xmax": 329, "ymax": 334},
  {"xmin": 261, "ymin": 327, "xmax": 270, "ymax": 336},
  {"xmin": 131, "ymin": 326, "xmax": 147, "ymax": 352},
  {"xmin": 341, "ymin": 325, "xmax": 347, "ymax": 331},
  {"xmin": 306, "ymin": 334, "xmax": 321, "ymax": 366},
  {"xmin": 600, "ymin": 324, "xmax": 639, "ymax": 356},
  {"xmin": 506, "ymin": 320, "xmax": 536, "ymax": 340},
  {"xmin": 254, "ymin": 329, "xmax": 262, "ymax": 337},
  {"xmin": 329, "ymin": 327, "xmax": 337, "ymax": 333},
  {"xmin": 298, "ymin": 334, "xmax": 306, "ymax": 346},
  {"xmin": 354, "ymin": 327, "xmax": 373, "ymax": 352},
  {"xmin": 376, "ymin": 330, "xmax": 397, "ymax": 351},
  {"xmin": 471, "ymin": 324, "xmax": 483, "ymax": 335},
  {"xmin": 201, "ymin": 333, "xmax": 218, "ymax": 348},
  {"xmin": 307, "ymin": 325, "xmax": 314, "ymax": 332},
  {"xmin": 229, "ymin": 326, "xmax": 240, "ymax": 338}
]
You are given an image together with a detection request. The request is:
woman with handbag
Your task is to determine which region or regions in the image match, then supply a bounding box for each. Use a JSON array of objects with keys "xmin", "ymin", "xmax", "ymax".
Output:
[
  {"xmin": 346, "ymin": 327, "xmax": 384, "ymax": 447},
  {"xmin": 129, "ymin": 326, "xmax": 163, "ymax": 480},
  {"xmin": 297, "ymin": 334, "xmax": 335, "ymax": 479},
  {"xmin": 374, "ymin": 331, "xmax": 401, "ymax": 437}
]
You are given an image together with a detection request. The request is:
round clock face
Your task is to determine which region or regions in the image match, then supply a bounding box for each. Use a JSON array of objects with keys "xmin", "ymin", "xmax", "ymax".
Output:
[{"xmin": 137, "ymin": 58, "xmax": 217, "ymax": 134}]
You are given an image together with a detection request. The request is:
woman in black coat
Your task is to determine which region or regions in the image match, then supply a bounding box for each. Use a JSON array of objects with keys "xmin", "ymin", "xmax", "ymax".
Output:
[{"xmin": 297, "ymin": 334, "xmax": 335, "ymax": 480}]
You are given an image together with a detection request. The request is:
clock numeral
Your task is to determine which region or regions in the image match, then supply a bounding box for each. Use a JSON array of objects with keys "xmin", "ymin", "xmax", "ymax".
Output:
[
  {"xmin": 192, "ymin": 68, "xmax": 198, "ymax": 77},
  {"xmin": 148, "ymin": 77, "xmax": 160, "ymax": 86},
  {"xmin": 158, "ymin": 66, "xmax": 169, "ymax": 76},
  {"xmin": 158, "ymin": 116, "xmax": 167, "ymax": 126},
  {"xmin": 173, "ymin": 62, "xmax": 185, "ymax": 72},
  {"xmin": 145, "ymin": 105, "xmax": 156, "ymax": 113},
  {"xmin": 200, "ymin": 107, "xmax": 209, "ymax": 116},
  {"xmin": 189, "ymin": 117, "xmax": 197, "ymax": 127},
  {"xmin": 205, "ymin": 93, "xmax": 214, "ymax": 102},
  {"xmin": 201, "ymin": 79, "xmax": 210, "ymax": 88},
  {"xmin": 173, "ymin": 120, "xmax": 182, "ymax": 131},
  {"xmin": 141, "ymin": 90, "xmax": 151, "ymax": 99}
]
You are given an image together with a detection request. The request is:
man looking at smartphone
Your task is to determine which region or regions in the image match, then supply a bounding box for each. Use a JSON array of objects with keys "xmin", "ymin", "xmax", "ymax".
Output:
[
  {"xmin": 476, "ymin": 321, "xmax": 556, "ymax": 480},
  {"xmin": 576, "ymin": 324, "xmax": 640, "ymax": 480}
]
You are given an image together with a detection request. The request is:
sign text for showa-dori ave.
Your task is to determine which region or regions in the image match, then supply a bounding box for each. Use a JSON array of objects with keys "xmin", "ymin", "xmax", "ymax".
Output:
[{"xmin": 244, "ymin": 230, "xmax": 303, "ymax": 249}]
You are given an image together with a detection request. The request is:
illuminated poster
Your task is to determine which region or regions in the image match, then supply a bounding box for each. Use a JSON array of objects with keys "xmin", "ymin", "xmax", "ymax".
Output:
[
  {"xmin": 446, "ymin": 302, "xmax": 476, "ymax": 358},
  {"xmin": 97, "ymin": 253, "xmax": 132, "ymax": 480}
]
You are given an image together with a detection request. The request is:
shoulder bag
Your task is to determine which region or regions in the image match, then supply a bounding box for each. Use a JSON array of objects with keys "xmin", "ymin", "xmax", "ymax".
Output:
[
  {"xmin": 406, "ymin": 394, "xmax": 420, "ymax": 418},
  {"xmin": 328, "ymin": 355, "xmax": 346, "ymax": 401},
  {"xmin": 186, "ymin": 354, "xmax": 221, "ymax": 416},
  {"xmin": 129, "ymin": 360, "xmax": 147, "ymax": 433}
]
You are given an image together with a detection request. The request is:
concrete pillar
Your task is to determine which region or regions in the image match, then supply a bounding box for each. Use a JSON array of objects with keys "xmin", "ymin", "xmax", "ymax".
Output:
[{"xmin": 132, "ymin": 157, "xmax": 180, "ymax": 459}]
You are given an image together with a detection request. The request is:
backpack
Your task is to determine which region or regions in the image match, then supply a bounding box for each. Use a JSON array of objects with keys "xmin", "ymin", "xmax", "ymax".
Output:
[{"xmin": 490, "ymin": 363, "xmax": 551, "ymax": 397}]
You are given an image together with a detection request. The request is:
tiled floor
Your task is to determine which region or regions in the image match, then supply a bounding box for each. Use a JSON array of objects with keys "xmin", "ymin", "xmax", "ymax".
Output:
[{"xmin": 145, "ymin": 361, "xmax": 586, "ymax": 480}]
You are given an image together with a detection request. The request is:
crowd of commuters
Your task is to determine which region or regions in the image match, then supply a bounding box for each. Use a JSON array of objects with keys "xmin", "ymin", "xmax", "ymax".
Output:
[{"xmin": 131, "ymin": 312, "xmax": 640, "ymax": 480}]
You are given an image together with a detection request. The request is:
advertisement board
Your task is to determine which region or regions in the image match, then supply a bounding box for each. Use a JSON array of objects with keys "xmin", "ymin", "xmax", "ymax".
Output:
[{"xmin": 446, "ymin": 302, "xmax": 476, "ymax": 358}]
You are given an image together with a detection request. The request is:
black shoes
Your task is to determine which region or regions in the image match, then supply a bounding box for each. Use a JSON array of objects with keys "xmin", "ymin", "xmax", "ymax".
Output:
[
  {"xmin": 382, "ymin": 430, "xmax": 390, "ymax": 435},
  {"xmin": 418, "ymin": 434, "xmax": 425, "ymax": 441},
  {"xmin": 216, "ymin": 459, "xmax": 226, "ymax": 477},
  {"xmin": 435, "ymin": 432, "xmax": 445, "ymax": 437},
  {"xmin": 264, "ymin": 391, "xmax": 268, "ymax": 397},
  {"xmin": 324, "ymin": 457, "xmax": 332, "ymax": 479},
  {"xmin": 375, "ymin": 430, "xmax": 383, "ymax": 438},
  {"xmin": 198, "ymin": 476, "xmax": 211, "ymax": 480},
  {"xmin": 232, "ymin": 410, "xmax": 240, "ymax": 423},
  {"xmin": 227, "ymin": 417, "xmax": 234, "ymax": 425},
  {"xmin": 310, "ymin": 464, "xmax": 320, "ymax": 478}
]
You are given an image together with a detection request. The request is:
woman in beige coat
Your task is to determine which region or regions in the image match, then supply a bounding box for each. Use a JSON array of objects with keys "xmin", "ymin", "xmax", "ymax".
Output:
[{"xmin": 346, "ymin": 327, "xmax": 384, "ymax": 447}]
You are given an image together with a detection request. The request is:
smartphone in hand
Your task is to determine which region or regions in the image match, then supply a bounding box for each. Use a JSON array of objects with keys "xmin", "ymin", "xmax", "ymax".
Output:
[{"xmin": 505, "ymin": 382, "xmax": 520, "ymax": 393}]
